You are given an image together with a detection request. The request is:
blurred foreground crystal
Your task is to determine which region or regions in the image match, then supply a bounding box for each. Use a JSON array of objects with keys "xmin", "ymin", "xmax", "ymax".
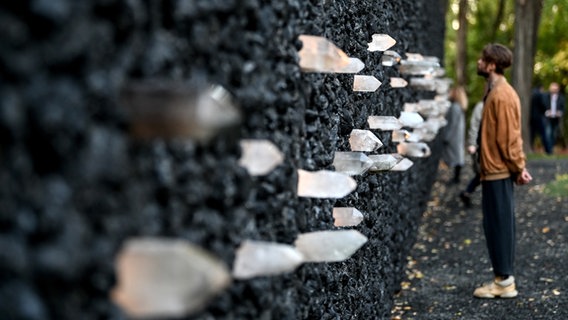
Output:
[
  {"xmin": 368, "ymin": 154, "xmax": 397, "ymax": 171},
  {"xmin": 339, "ymin": 58, "xmax": 365, "ymax": 73},
  {"xmin": 349, "ymin": 129, "xmax": 383, "ymax": 152},
  {"xmin": 368, "ymin": 116, "xmax": 403, "ymax": 130},
  {"xmin": 297, "ymin": 169, "xmax": 357, "ymax": 198},
  {"xmin": 392, "ymin": 130, "xmax": 411, "ymax": 142},
  {"xmin": 390, "ymin": 77, "xmax": 408, "ymax": 88},
  {"xmin": 120, "ymin": 82, "xmax": 240, "ymax": 142},
  {"xmin": 333, "ymin": 207, "xmax": 364, "ymax": 227},
  {"xmin": 298, "ymin": 35, "xmax": 352, "ymax": 73},
  {"xmin": 397, "ymin": 142, "xmax": 432, "ymax": 157},
  {"xmin": 399, "ymin": 58, "xmax": 442, "ymax": 76},
  {"xmin": 112, "ymin": 238, "xmax": 231, "ymax": 318},
  {"xmin": 294, "ymin": 230, "xmax": 368, "ymax": 262},
  {"xmin": 353, "ymin": 75, "xmax": 382, "ymax": 92},
  {"xmin": 381, "ymin": 50, "xmax": 402, "ymax": 66},
  {"xmin": 391, "ymin": 157, "xmax": 414, "ymax": 171},
  {"xmin": 368, "ymin": 34, "xmax": 396, "ymax": 52},
  {"xmin": 238, "ymin": 139, "xmax": 284, "ymax": 176},
  {"xmin": 333, "ymin": 151, "xmax": 374, "ymax": 176},
  {"xmin": 398, "ymin": 111, "xmax": 424, "ymax": 128},
  {"xmin": 232, "ymin": 240, "xmax": 304, "ymax": 279}
]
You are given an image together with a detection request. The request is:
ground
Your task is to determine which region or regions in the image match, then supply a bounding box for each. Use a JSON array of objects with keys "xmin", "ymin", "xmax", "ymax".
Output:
[{"xmin": 392, "ymin": 154, "xmax": 568, "ymax": 320}]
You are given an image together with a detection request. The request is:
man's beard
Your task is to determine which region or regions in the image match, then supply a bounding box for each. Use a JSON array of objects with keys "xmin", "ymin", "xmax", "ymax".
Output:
[{"xmin": 477, "ymin": 68, "xmax": 489, "ymax": 78}]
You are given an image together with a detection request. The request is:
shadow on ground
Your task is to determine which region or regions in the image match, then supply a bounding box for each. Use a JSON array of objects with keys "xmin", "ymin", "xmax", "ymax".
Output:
[{"xmin": 392, "ymin": 156, "xmax": 568, "ymax": 320}]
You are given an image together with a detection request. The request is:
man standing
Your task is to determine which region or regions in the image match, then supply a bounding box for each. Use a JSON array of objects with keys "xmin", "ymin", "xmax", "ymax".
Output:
[
  {"xmin": 542, "ymin": 82, "xmax": 565, "ymax": 154},
  {"xmin": 473, "ymin": 43, "xmax": 532, "ymax": 299}
]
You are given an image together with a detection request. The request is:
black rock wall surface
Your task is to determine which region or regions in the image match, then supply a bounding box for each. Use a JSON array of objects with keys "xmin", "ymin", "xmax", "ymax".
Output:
[{"xmin": 0, "ymin": 0, "xmax": 446, "ymax": 319}]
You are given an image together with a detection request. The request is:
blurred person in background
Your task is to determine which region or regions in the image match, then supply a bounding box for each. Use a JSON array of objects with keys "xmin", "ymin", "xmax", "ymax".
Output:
[{"xmin": 441, "ymin": 85, "xmax": 467, "ymax": 184}]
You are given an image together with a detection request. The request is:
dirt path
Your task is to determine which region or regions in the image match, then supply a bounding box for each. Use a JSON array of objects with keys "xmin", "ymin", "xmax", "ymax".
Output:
[{"xmin": 392, "ymin": 157, "xmax": 568, "ymax": 320}]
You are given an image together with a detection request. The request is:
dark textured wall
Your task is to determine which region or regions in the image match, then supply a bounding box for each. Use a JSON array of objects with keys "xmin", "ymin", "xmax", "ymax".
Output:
[{"xmin": 0, "ymin": 0, "xmax": 446, "ymax": 319}]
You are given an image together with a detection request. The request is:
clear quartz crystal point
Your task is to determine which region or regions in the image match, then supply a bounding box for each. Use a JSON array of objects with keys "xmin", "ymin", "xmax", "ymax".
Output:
[
  {"xmin": 294, "ymin": 230, "xmax": 368, "ymax": 262},
  {"xmin": 333, "ymin": 151, "xmax": 375, "ymax": 176},
  {"xmin": 368, "ymin": 154, "xmax": 399, "ymax": 171},
  {"xmin": 397, "ymin": 142, "xmax": 432, "ymax": 158},
  {"xmin": 232, "ymin": 240, "xmax": 304, "ymax": 279},
  {"xmin": 391, "ymin": 157, "xmax": 414, "ymax": 171},
  {"xmin": 367, "ymin": 34, "xmax": 396, "ymax": 52},
  {"xmin": 238, "ymin": 139, "xmax": 284, "ymax": 176},
  {"xmin": 390, "ymin": 77, "xmax": 408, "ymax": 88},
  {"xmin": 333, "ymin": 207, "xmax": 364, "ymax": 227},
  {"xmin": 399, "ymin": 57, "xmax": 442, "ymax": 76},
  {"xmin": 349, "ymin": 129, "xmax": 383, "ymax": 152},
  {"xmin": 111, "ymin": 238, "xmax": 231, "ymax": 319},
  {"xmin": 339, "ymin": 58, "xmax": 365, "ymax": 73},
  {"xmin": 392, "ymin": 130, "xmax": 411, "ymax": 142},
  {"xmin": 367, "ymin": 116, "xmax": 403, "ymax": 130},
  {"xmin": 410, "ymin": 77, "xmax": 453, "ymax": 94},
  {"xmin": 120, "ymin": 82, "xmax": 241, "ymax": 142},
  {"xmin": 353, "ymin": 75, "xmax": 382, "ymax": 92},
  {"xmin": 398, "ymin": 111, "xmax": 424, "ymax": 128},
  {"xmin": 298, "ymin": 35, "xmax": 352, "ymax": 73},
  {"xmin": 381, "ymin": 50, "xmax": 402, "ymax": 66},
  {"xmin": 297, "ymin": 169, "xmax": 357, "ymax": 198}
]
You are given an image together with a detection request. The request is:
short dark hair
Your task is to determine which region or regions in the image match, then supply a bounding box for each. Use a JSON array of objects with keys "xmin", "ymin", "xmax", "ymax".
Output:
[{"xmin": 481, "ymin": 43, "xmax": 512, "ymax": 75}]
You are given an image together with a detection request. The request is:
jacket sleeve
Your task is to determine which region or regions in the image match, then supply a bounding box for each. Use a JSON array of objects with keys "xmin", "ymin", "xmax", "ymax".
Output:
[{"xmin": 494, "ymin": 97, "xmax": 525, "ymax": 174}]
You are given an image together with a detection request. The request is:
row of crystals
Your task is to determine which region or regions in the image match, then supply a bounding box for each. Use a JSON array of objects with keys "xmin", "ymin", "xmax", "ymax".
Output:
[{"xmin": 113, "ymin": 32, "xmax": 453, "ymax": 319}]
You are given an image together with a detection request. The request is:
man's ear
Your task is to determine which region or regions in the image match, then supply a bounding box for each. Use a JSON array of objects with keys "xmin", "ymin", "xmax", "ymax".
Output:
[{"xmin": 487, "ymin": 62, "xmax": 496, "ymax": 73}]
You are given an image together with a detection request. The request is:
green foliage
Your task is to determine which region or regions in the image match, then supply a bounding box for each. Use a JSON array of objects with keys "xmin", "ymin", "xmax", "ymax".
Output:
[{"xmin": 543, "ymin": 174, "xmax": 568, "ymax": 197}]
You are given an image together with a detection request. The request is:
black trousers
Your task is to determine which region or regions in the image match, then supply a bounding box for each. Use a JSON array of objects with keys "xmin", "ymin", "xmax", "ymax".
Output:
[{"xmin": 481, "ymin": 178, "xmax": 515, "ymax": 277}]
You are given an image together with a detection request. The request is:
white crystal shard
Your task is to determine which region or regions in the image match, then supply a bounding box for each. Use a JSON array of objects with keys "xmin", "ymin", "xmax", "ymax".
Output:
[
  {"xmin": 238, "ymin": 139, "xmax": 284, "ymax": 176},
  {"xmin": 367, "ymin": 34, "xmax": 396, "ymax": 52},
  {"xmin": 298, "ymin": 35, "xmax": 351, "ymax": 73},
  {"xmin": 349, "ymin": 129, "xmax": 383, "ymax": 152},
  {"xmin": 391, "ymin": 130, "xmax": 410, "ymax": 142},
  {"xmin": 353, "ymin": 75, "xmax": 382, "ymax": 92},
  {"xmin": 120, "ymin": 83, "xmax": 241, "ymax": 142},
  {"xmin": 397, "ymin": 142, "xmax": 432, "ymax": 158},
  {"xmin": 111, "ymin": 238, "xmax": 231, "ymax": 318},
  {"xmin": 390, "ymin": 157, "xmax": 414, "ymax": 171},
  {"xmin": 333, "ymin": 207, "xmax": 364, "ymax": 227},
  {"xmin": 232, "ymin": 240, "xmax": 304, "ymax": 279},
  {"xmin": 367, "ymin": 116, "xmax": 403, "ymax": 130},
  {"xmin": 398, "ymin": 111, "xmax": 424, "ymax": 128},
  {"xmin": 405, "ymin": 53, "xmax": 424, "ymax": 61},
  {"xmin": 399, "ymin": 59, "xmax": 442, "ymax": 76},
  {"xmin": 333, "ymin": 151, "xmax": 374, "ymax": 176},
  {"xmin": 297, "ymin": 169, "xmax": 357, "ymax": 198},
  {"xmin": 410, "ymin": 77, "xmax": 453, "ymax": 94},
  {"xmin": 390, "ymin": 77, "xmax": 408, "ymax": 88},
  {"xmin": 336, "ymin": 58, "xmax": 365, "ymax": 73},
  {"xmin": 368, "ymin": 154, "xmax": 399, "ymax": 171},
  {"xmin": 381, "ymin": 50, "xmax": 402, "ymax": 66},
  {"xmin": 294, "ymin": 230, "xmax": 368, "ymax": 262}
]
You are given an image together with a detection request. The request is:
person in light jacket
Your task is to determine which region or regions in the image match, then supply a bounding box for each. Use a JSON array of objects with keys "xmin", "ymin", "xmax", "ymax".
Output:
[{"xmin": 441, "ymin": 85, "xmax": 467, "ymax": 183}]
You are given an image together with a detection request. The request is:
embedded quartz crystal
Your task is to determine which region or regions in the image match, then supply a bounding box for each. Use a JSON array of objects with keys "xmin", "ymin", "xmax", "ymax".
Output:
[
  {"xmin": 367, "ymin": 34, "xmax": 396, "ymax": 52},
  {"xmin": 238, "ymin": 139, "xmax": 284, "ymax": 176},
  {"xmin": 339, "ymin": 58, "xmax": 365, "ymax": 73},
  {"xmin": 368, "ymin": 154, "xmax": 399, "ymax": 172},
  {"xmin": 381, "ymin": 50, "xmax": 402, "ymax": 66},
  {"xmin": 399, "ymin": 58, "xmax": 442, "ymax": 76},
  {"xmin": 353, "ymin": 75, "xmax": 382, "ymax": 92},
  {"xmin": 349, "ymin": 129, "xmax": 383, "ymax": 152},
  {"xmin": 390, "ymin": 157, "xmax": 414, "ymax": 171},
  {"xmin": 333, "ymin": 151, "xmax": 375, "ymax": 176},
  {"xmin": 397, "ymin": 142, "xmax": 432, "ymax": 158},
  {"xmin": 390, "ymin": 77, "xmax": 408, "ymax": 88},
  {"xmin": 297, "ymin": 169, "xmax": 357, "ymax": 198},
  {"xmin": 391, "ymin": 130, "xmax": 411, "ymax": 142},
  {"xmin": 398, "ymin": 111, "xmax": 424, "ymax": 128},
  {"xmin": 298, "ymin": 35, "xmax": 352, "ymax": 73},
  {"xmin": 294, "ymin": 230, "xmax": 368, "ymax": 262},
  {"xmin": 120, "ymin": 82, "xmax": 241, "ymax": 142},
  {"xmin": 333, "ymin": 207, "xmax": 364, "ymax": 227},
  {"xmin": 112, "ymin": 238, "xmax": 231, "ymax": 318},
  {"xmin": 410, "ymin": 77, "xmax": 453, "ymax": 94},
  {"xmin": 232, "ymin": 240, "xmax": 304, "ymax": 279},
  {"xmin": 367, "ymin": 116, "xmax": 403, "ymax": 130}
]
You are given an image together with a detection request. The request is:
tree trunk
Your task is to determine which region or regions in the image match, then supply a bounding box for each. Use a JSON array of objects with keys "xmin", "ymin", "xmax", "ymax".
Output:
[
  {"xmin": 456, "ymin": 0, "xmax": 468, "ymax": 87},
  {"xmin": 512, "ymin": 0, "xmax": 543, "ymax": 152}
]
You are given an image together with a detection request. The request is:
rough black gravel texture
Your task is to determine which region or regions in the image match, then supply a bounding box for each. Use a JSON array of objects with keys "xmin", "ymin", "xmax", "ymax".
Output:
[
  {"xmin": 1, "ymin": 1, "xmax": 447, "ymax": 319},
  {"xmin": 392, "ymin": 157, "xmax": 568, "ymax": 320}
]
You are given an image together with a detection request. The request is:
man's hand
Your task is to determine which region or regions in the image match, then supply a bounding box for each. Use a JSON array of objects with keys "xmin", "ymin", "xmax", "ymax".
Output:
[{"xmin": 516, "ymin": 168, "xmax": 532, "ymax": 185}]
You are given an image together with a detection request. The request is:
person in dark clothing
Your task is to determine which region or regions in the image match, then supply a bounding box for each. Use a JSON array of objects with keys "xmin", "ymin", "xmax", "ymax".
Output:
[{"xmin": 541, "ymin": 82, "xmax": 565, "ymax": 154}]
